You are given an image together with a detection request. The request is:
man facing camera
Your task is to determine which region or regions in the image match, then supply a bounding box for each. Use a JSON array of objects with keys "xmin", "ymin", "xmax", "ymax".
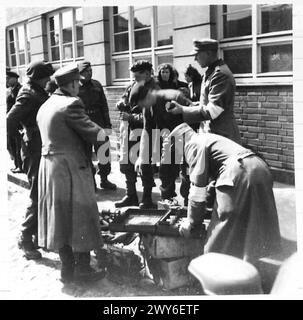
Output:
[
  {"xmin": 37, "ymin": 64, "xmax": 107, "ymax": 283},
  {"xmin": 115, "ymin": 60, "xmax": 159, "ymax": 209},
  {"xmin": 78, "ymin": 60, "xmax": 116, "ymax": 191}
]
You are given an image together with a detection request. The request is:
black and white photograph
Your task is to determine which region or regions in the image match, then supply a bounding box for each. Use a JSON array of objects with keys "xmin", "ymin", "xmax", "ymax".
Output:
[{"xmin": 1, "ymin": 0, "xmax": 303, "ymax": 303}]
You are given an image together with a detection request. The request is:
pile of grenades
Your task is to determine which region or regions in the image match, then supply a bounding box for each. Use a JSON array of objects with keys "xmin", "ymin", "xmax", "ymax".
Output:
[{"xmin": 99, "ymin": 208, "xmax": 122, "ymax": 229}]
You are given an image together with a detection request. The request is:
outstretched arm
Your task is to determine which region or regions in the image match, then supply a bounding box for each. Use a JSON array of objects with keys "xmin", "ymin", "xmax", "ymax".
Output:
[
  {"xmin": 167, "ymin": 71, "xmax": 230, "ymax": 124},
  {"xmin": 65, "ymin": 98, "xmax": 106, "ymax": 144}
]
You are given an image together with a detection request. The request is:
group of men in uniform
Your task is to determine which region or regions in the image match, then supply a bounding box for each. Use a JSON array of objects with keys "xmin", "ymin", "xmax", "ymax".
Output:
[{"xmin": 6, "ymin": 38, "xmax": 282, "ymax": 283}]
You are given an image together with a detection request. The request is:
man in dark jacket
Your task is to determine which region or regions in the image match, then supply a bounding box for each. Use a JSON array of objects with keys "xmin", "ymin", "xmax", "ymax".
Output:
[
  {"xmin": 7, "ymin": 60, "xmax": 54, "ymax": 260},
  {"xmin": 6, "ymin": 70, "xmax": 22, "ymax": 112},
  {"xmin": 115, "ymin": 60, "xmax": 158, "ymax": 209},
  {"xmin": 78, "ymin": 61, "xmax": 116, "ymax": 190},
  {"xmin": 6, "ymin": 70, "xmax": 22, "ymax": 173}
]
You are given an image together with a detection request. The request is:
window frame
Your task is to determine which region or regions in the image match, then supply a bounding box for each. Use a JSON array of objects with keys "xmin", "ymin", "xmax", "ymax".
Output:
[
  {"xmin": 110, "ymin": 6, "xmax": 174, "ymax": 84},
  {"xmin": 47, "ymin": 7, "xmax": 84, "ymax": 66},
  {"xmin": 217, "ymin": 4, "xmax": 293, "ymax": 85},
  {"xmin": 7, "ymin": 22, "xmax": 31, "ymax": 70}
]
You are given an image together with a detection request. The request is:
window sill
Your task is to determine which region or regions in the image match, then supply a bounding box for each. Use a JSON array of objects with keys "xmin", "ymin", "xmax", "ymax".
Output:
[
  {"xmin": 105, "ymin": 84, "xmax": 128, "ymax": 89},
  {"xmin": 235, "ymin": 77, "xmax": 292, "ymax": 86}
]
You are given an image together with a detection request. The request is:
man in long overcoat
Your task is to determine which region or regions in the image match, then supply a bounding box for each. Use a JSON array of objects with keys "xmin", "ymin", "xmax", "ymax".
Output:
[
  {"xmin": 167, "ymin": 123, "xmax": 281, "ymax": 264},
  {"xmin": 37, "ymin": 64, "xmax": 106, "ymax": 283},
  {"xmin": 168, "ymin": 39, "xmax": 241, "ymax": 144},
  {"xmin": 7, "ymin": 61, "xmax": 54, "ymax": 260}
]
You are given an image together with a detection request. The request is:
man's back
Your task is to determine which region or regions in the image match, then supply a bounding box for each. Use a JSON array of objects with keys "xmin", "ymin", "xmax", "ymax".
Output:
[{"xmin": 37, "ymin": 89, "xmax": 100, "ymax": 158}]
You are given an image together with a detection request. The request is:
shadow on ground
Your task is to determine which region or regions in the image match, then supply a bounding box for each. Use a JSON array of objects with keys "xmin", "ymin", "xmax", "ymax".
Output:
[{"xmin": 280, "ymin": 237, "xmax": 297, "ymax": 260}]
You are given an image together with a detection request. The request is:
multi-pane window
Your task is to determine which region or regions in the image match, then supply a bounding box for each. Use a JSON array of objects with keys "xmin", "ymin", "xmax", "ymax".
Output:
[
  {"xmin": 7, "ymin": 23, "xmax": 31, "ymax": 69},
  {"xmin": 48, "ymin": 8, "xmax": 84, "ymax": 64},
  {"xmin": 113, "ymin": 6, "xmax": 129, "ymax": 53},
  {"xmin": 134, "ymin": 7, "xmax": 152, "ymax": 50},
  {"xmin": 111, "ymin": 6, "xmax": 173, "ymax": 82},
  {"xmin": 218, "ymin": 4, "xmax": 292, "ymax": 82},
  {"xmin": 223, "ymin": 5, "xmax": 252, "ymax": 38}
]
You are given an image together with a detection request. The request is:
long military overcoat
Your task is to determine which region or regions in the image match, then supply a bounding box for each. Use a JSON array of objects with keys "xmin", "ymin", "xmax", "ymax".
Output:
[{"xmin": 36, "ymin": 89, "xmax": 103, "ymax": 252}]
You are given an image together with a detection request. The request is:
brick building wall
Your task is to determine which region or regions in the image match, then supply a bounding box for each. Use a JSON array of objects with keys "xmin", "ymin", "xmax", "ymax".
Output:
[
  {"xmin": 104, "ymin": 86, "xmax": 126, "ymax": 132},
  {"xmin": 235, "ymin": 86, "xmax": 294, "ymax": 184}
]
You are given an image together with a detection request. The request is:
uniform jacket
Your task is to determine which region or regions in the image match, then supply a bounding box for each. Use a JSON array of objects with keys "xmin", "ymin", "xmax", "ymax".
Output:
[
  {"xmin": 119, "ymin": 78, "xmax": 161, "ymax": 130},
  {"xmin": 7, "ymin": 80, "xmax": 49, "ymax": 156},
  {"xmin": 78, "ymin": 79, "xmax": 111, "ymax": 128},
  {"xmin": 118, "ymin": 78, "xmax": 160, "ymax": 163},
  {"xmin": 182, "ymin": 59, "xmax": 241, "ymax": 144},
  {"xmin": 6, "ymin": 82, "xmax": 21, "ymax": 113},
  {"xmin": 37, "ymin": 88, "xmax": 103, "ymax": 252},
  {"xmin": 183, "ymin": 129, "xmax": 281, "ymax": 263}
]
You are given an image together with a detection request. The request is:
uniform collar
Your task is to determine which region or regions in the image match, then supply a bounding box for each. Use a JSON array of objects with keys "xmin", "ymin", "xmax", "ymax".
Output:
[
  {"xmin": 205, "ymin": 59, "xmax": 224, "ymax": 79},
  {"xmin": 80, "ymin": 79, "xmax": 93, "ymax": 87}
]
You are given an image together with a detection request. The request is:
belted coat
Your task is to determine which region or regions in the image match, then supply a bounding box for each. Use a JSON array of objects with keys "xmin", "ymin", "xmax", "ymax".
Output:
[{"xmin": 36, "ymin": 88, "xmax": 103, "ymax": 252}]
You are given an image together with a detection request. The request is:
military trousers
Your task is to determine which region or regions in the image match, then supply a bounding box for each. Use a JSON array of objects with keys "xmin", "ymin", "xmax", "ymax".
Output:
[
  {"xmin": 92, "ymin": 136, "xmax": 111, "ymax": 180},
  {"xmin": 20, "ymin": 146, "xmax": 40, "ymax": 240},
  {"xmin": 7, "ymin": 131, "xmax": 23, "ymax": 170},
  {"xmin": 119, "ymin": 138, "xmax": 155, "ymax": 195}
]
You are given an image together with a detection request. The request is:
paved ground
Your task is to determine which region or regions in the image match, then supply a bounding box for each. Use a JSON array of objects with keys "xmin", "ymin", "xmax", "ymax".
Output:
[{"xmin": 6, "ymin": 160, "xmax": 297, "ymax": 299}]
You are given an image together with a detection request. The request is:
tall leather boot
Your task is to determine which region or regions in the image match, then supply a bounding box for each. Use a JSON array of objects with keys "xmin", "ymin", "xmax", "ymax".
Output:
[
  {"xmin": 59, "ymin": 245, "xmax": 75, "ymax": 283},
  {"xmin": 115, "ymin": 182, "xmax": 138, "ymax": 208},
  {"xmin": 74, "ymin": 252, "xmax": 106, "ymax": 282},
  {"xmin": 18, "ymin": 233, "xmax": 42, "ymax": 260},
  {"xmin": 139, "ymin": 187, "xmax": 157, "ymax": 209}
]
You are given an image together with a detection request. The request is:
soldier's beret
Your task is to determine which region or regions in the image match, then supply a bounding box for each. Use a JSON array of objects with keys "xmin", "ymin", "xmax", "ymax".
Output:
[
  {"xmin": 26, "ymin": 61, "xmax": 54, "ymax": 80},
  {"xmin": 190, "ymin": 38, "xmax": 219, "ymax": 55},
  {"xmin": 54, "ymin": 63, "xmax": 83, "ymax": 86},
  {"xmin": 78, "ymin": 60, "xmax": 91, "ymax": 73},
  {"xmin": 6, "ymin": 70, "xmax": 19, "ymax": 78},
  {"xmin": 129, "ymin": 81, "xmax": 150, "ymax": 106},
  {"xmin": 130, "ymin": 60, "xmax": 153, "ymax": 73}
]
